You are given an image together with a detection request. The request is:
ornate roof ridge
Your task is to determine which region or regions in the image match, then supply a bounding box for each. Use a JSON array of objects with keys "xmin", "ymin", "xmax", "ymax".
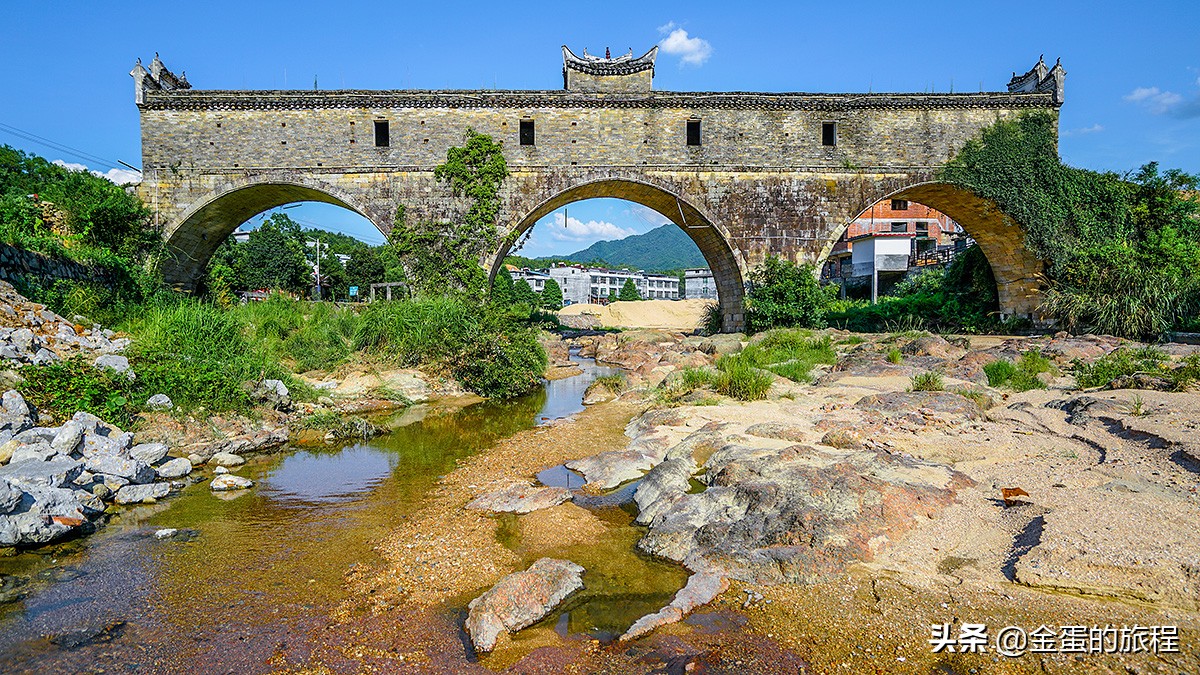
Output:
[{"xmin": 562, "ymin": 45, "xmax": 657, "ymax": 76}]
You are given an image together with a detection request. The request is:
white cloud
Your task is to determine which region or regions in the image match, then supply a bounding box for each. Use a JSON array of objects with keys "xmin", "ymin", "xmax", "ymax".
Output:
[
  {"xmin": 1062, "ymin": 123, "xmax": 1104, "ymax": 137},
  {"xmin": 51, "ymin": 159, "xmax": 141, "ymax": 185},
  {"xmin": 622, "ymin": 203, "xmax": 671, "ymax": 227},
  {"xmin": 548, "ymin": 212, "xmax": 638, "ymax": 242},
  {"xmin": 1125, "ymin": 86, "xmax": 1185, "ymax": 113},
  {"xmin": 657, "ymin": 22, "xmax": 712, "ymax": 67}
]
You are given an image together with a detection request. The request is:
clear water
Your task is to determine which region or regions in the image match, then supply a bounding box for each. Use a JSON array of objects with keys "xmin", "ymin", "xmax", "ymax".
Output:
[{"xmin": 0, "ymin": 355, "xmax": 682, "ymax": 672}]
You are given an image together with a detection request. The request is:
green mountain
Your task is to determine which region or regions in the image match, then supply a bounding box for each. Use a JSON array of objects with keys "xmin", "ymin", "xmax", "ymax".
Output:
[{"xmin": 536, "ymin": 225, "xmax": 708, "ymax": 273}]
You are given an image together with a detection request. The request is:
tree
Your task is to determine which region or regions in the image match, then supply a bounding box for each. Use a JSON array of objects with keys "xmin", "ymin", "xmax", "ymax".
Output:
[
  {"xmin": 745, "ymin": 256, "xmax": 835, "ymax": 332},
  {"xmin": 540, "ymin": 278, "xmax": 563, "ymax": 310},
  {"xmin": 607, "ymin": 289, "xmax": 618, "ymax": 304},
  {"xmin": 346, "ymin": 247, "xmax": 385, "ymax": 293},
  {"xmin": 513, "ymin": 278, "xmax": 539, "ymax": 308},
  {"xmin": 618, "ymin": 278, "xmax": 640, "ymax": 302},
  {"xmin": 490, "ymin": 269, "xmax": 515, "ymax": 307},
  {"xmin": 320, "ymin": 253, "xmax": 348, "ymax": 300},
  {"xmin": 239, "ymin": 221, "xmax": 310, "ymax": 293}
]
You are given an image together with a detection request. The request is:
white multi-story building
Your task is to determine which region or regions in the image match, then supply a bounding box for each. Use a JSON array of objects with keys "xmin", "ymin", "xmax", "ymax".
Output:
[
  {"xmin": 509, "ymin": 267, "xmax": 551, "ymax": 293},
  {"xmin": 511, "ymin": 264, "xmax": 682, "ymax": 304},
  {"xmin": 683, "ymin": 268, "xmax": 717, "ymax": 300}
]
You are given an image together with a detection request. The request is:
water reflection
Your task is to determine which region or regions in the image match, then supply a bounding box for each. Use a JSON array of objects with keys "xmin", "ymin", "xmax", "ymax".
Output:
[{"xmin": 536, "ymin": 351, "xmax": 618, "ymax": 423}]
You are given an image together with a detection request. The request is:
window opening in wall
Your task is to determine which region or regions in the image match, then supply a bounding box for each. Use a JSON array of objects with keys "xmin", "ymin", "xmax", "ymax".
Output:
[
  {"xmin": 686, "ymin": 118, "xmax": 701, "ymax": 146},
  {"xmin": 822, "ymin": 122, "xmax": 837, "ymax": 147},
  {"xmin": 916, "ymin": 221, "xmax": 930, "ymax": 237},
  {"xmin": 520, "ymin": 119, "xmax": 535, "ymax": 146},
  {"xmin": 374, "ymin": 120, "xmax": 390, "ymax": 147},
  {"xmin": 891, "ymin": 199, "xmax": 909, "ymax": 210},
  {"xmin": 891, "ymin": 221, "xmax": 908, "ymax": 233}
]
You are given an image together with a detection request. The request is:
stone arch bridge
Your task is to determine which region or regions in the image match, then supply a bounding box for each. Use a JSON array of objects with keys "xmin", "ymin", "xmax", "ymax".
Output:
[{"xmin": 132, "ymin": 50, "xmax": 1065, "ymax": 331}]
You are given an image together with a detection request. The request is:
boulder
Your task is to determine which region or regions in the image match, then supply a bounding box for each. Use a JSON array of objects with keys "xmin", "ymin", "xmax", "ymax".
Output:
[
  {"xmin": 210, "ymin": 452, "xmax": 245, "ymax": 467},
  {"xmin": 0, "ymin": 477, "xmax": 22, "ymax": 513},
  {"xmin": 621, "ymin": 572, "xmax": 729, "ymax": 641},
  {"xmin": 466, "ymin": 482, "xmax": 571, "ymax": 514},
  {"xmin": 114, "ymin": 482, "xmax": 170, "ymax": 505},
  {"xmin": 146, "ymin": 394, "xmax": 173, "ymax": 411},
  {"xmin": 0, "ymin": 439, "xmax": 17, "ymax": 464},
  {"xmin": 30, "ymin": 349, "xmax": 57, "ymax": 366},
  {"xmin": 633, "ymin": 458, "xmax": 696, "ymax": 526},
  {"xmin": 93, "ymin": 354, "xmax": 134, "ymax": 380},
  {"xmin": 903, "ymin": 335, "xmax": 966, "ymax": 360},
  {"xmin": 0, "ymin": 484, "xmax": 93, "ymax": 545},
  {"xmin": 253, "ymin": 379, "xmax": 292, "ymax": 411},
  {"xmin": 0, "ymin": 457, "xmax": 83, "ymax": 489},
  {"xmin": 51, "ymin": 420, "xmax": 85, "ymax": 455},
  {"xmin": 10, "ymin": 442, "xmax": 57, "ymax": 464},
  {"xmin": 84, "ymin": 454, "xmax": 155, "ymax": 485},
  {"xmin": 210, "ymin": 474, "xmax": 254, "ymax": 491},
  {"xmin": 154, "ymin": 457, "xmax": 192, "ymax": 479},
  {"xmin": 130, "ymin": 443, "xmax": 169, "ymax": 465},
  {"xmin": 465, "ymin": 558, "xmax": 585, "ymax": 652}
]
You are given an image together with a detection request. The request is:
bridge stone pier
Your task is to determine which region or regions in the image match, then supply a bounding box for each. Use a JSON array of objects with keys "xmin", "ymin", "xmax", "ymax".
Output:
[{"xmin": 133, "ymin": 50, "xmax": 1064, "ymax": 331}]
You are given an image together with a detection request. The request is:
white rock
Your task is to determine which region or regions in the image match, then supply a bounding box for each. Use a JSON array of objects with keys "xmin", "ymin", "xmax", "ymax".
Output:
[
  {"xmin": 130, "ymin": 442, "xmax": 169, "ymax": 465},
  {"xmin": 146, "ymin": 394, "xmax": 173, "ymax": 411},
  {"xmin": 93, "ymin": 354, "xmax": 134, "ymax": 380},
  {"xmin": 153, "ymin": 528, "xmax": 178, "ymax": 540},
  {"xmin": 210, "ymin": 474, "xmax": 254, "ymax": 491},
  {"xmin": 51, "ymin": 420, "xmax": 85, "ymax": 455},
  {"xmin": 155, "ymin": 457, "xmax": 192, "ymax": 479},
  {"xmin": 114, "ymin": 482, "xmax": 169, "ymax": 504},
  {"xmin": 213, "ymin": 465, "xmax": 230, "ymax": 475}
]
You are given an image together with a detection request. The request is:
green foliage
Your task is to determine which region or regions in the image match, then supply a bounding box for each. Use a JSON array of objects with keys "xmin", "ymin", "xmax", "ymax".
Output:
[
  {"xmin": 984, "ymin": 350, "xmax": 1055, "ymax": 391},
  {"xmin": 738, "ymin": 331, "xmax": 837, "ymax": 383},
  {"xmin": 826, "ymin": 246, "xmax": 1004, "ymax": 333},
  {"xmin": 957, "ymin": 388, "xmax": 991, "ymax": 409},
  {"xmin": 745, "ymin": 256, "xmax": 835, "ymax": 333},
  {"xmin": 18, "ymin": 357, "xmax": 136, "ymax": 427},
  {"xmin": 489, "ymin": 269, "xmax": 515, "ymax": 307},
  {"xmin": 909, "ymin": 371, "xmax": 945, "ymax": 392},
  {"xmin": 540, "ymin": 277, "xmax": 563, "ymax": 310},
  {"xmin": 983, "ymin": 359, "xmax": 1018, "ymax": 387},
  {"xmin": 513, "ymin": 277, "xmax": 539, "ymax": 310},
  {"xmin": 937, "ymin": 114, "xmax": 1200, "ymax": 339},
  {"xmin": 607, "ymin": 289, "xmax": 618, "ymax": 304},
  {"xmin": 392, "ymin": 130, "xmax": 509, "ymax": 297},
  {"xmin": 353, "ymin": 297, "xmax": 546, "ymax": 399},
  {"xmin": 618, "ymin": 278, "xmax": 641, "ymax": 302},
  {"xmin": 886, "ymin": 348, "xmax": 903, "ymax": 364},
  {"xmin": 593, "ymin": 374, "xmax": 627, "ymax": 393},
  {"xmin": 237, "ymin": 215, "xmax": 312, "ymax": 293},
  {"xmin": 1073, "ymin": 346, "xmax": 1170, "ymax": 389},
  {"xmin": 121, "ymin": 299, "xmax": 304, "ymax": 412},
  {"xmin": 345, "ymin": 246, "xmax": 385, "ymax": 293},
  {"xmin": 713, "ymin": 353, "xmax": 774, "ymax": 401}
]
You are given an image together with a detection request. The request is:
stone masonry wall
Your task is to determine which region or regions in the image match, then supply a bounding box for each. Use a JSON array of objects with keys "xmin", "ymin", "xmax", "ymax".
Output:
[{"xmin": 0, "ymin": 244, "xmax": 112, "ymax": 291}]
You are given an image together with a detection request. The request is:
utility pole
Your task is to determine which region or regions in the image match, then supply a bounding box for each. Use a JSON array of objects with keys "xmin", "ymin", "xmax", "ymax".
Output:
[{"xmin": 309, "ymin": 238, "xmax": 324, "ymax": 300}]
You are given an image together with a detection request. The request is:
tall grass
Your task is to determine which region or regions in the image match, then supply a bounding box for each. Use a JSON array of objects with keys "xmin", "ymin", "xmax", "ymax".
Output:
[
  {"xmin": 739, "ymin": 331, "xmax": 837, "ymax": 383},
  {"xmin": 983, "ymin": 349, "xmax": 1056, "ymax": 392}
]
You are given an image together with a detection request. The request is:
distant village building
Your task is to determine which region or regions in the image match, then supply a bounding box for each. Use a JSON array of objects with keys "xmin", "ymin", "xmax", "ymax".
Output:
[
  {"xmin": 683, "ymin": 268, "xmax": 717, "ymax": 300},
  {"xmin": 821, "ymin": 200, "xmax": 971, "ymax": 298},
  {"xmin": 507, "ymin": 263, "xmax": 680, "ymax": 305}
]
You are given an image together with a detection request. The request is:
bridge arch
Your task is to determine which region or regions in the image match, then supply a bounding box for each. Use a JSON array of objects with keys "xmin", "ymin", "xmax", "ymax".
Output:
[
  {"xmin": 818, "ymin": 181, "xmax": 1045, "ymax": 319},
  {"xmin": 490, "ymin": 177, "xmax": 748, "ymax": 332},
  {"xmin": 160, "ymin": 177, "xmax": 387, "ymax": 289}
]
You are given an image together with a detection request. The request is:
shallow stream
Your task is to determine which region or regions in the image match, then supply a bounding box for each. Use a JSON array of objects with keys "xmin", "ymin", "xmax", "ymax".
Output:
[{"xmin": 0, "ymin": 353, "xmax": 684, "ymax": 672}]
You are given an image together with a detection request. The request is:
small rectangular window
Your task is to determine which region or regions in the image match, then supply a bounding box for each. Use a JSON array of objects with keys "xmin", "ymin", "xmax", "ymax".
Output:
[
  {"xmin": 374, "ymin": 120, "xmax": 390, "ymax": 147},
  {"xmin": 686, "ymin": 119, "xmax": 701, "ymax": 146},
  {"xmin": 891, "ymin": 221, "xmax": 908, "ymax": 233},
  {"xmin": 891, "ymin": 199, "xmax": 909, "ymax": 211},
  {"xmin": 520, "ymin": 119, "xmax": 535, "ymax": 146},
  {"xmin": 916, "ymin": 222, "xmax": 930, "ymax": 236},
  {"xmin": 822, "ymin": 122, "xmax": 837, "ymax": 147}
]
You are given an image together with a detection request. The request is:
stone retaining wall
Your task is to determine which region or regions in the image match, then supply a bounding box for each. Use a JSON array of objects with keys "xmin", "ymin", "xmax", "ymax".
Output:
[{"xmin": 0, "ymin": 244, "xmax": 111, "ymax": 289}]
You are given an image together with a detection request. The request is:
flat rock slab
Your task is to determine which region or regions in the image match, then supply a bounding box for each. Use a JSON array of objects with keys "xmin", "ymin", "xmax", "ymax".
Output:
[
  {"xmin": 466, "ymin": 482, "xmax": 571, "ymax": 514},
  {"xmin": 115, "ymin": 482, "xmax": 170, "ymax": 505},
  {"xmin": 465, "ymin": 557, "xmax": 584, "ymax": 653},
  {"xmin": 0, "ymin": 458, "xmax": 83, "ymax": 489},
  {"xmin": 621, "ymin": 571, "xmax": 728, "ymax": 641}
]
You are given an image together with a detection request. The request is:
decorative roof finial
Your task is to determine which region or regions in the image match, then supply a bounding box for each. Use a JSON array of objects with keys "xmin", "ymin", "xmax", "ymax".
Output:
[{"xmin": 606, "ymin": 47, "xmax": 611, "ymax": 59}]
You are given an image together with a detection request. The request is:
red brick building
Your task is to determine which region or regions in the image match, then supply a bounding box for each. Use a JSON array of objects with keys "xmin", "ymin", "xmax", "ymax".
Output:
[{"xmin": 822, "ymin": 199, "xmax": 965, "ymax": 281}]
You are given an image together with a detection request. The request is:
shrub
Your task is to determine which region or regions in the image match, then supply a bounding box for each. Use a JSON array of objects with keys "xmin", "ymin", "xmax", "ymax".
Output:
[
  {"xmin": 909, "ymin": 371, "xmax": 945, "ymax": 392},
  {"xmin": 452, "ymin": 322, "xmax": 547, "ymax": 399},
  {"xmin": 1171, "ymin": 354, "xmax": 1200, "ymax": 391},
  {"xmin": 700, "ymin": 302, "xmax": 723, "ymax": 336},
  {"xmin": 745, "ymin": 256, "xmax": 835, "ymax": 333},
  {"xmin": 1073, "ymin": 347, "xmax": 1170, "ymax": 389},
  {"xmin": 18, "ymin": 357, "xmax": 136, "ymax": 426},
  {"xmin": 886, "ymin": 348, "xmax": 903, "ymax": 364},
  {"xmin": 983, "ymin": 359, "xmax": 1018, "ymax": 387},
  {"xmin": 739, "ymin": 331, "xmax": 836, "ymax": 383}
]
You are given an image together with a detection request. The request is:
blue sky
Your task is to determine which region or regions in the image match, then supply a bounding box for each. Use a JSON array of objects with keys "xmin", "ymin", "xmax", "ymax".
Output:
[{"xmin": 2, "ymin": 1, "xmax": 1197, "ymax": 254}]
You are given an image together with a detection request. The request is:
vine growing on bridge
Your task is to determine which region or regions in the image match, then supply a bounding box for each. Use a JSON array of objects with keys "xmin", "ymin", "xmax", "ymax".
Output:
[
  {"xmin": 390, "ymin": 129, "xmax": 509, "ymax": 297},
  {"xmin": 936, "ymin": 111, "xmax": 1200, "ymax": 339}
]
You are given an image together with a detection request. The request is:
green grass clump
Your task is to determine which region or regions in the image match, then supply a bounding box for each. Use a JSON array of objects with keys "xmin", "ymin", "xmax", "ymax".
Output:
[
  {"xmin": 592, "ymin": 374, "xmax": 627, "ymax": 393},
  {"xmin": 714, "ymin": 354, "xmax": 774, "ymax": 401},
  {"xmin": 983, "ymin": 359, "xmax": 1018, "ymax": 387},
  {"xmin": 1172, "ymin": 354, "xmax": 1200, "ymax": 391},
  {"xmin": 956, "ymin": 388, "xmax": 991, "ymax": 409},
  {"xmin": 886, "ymin": 348, "xmax": 903, "ymax": 364},
  {"xmin": 737, "ymin": 331, "xmax": 837, "ymax": 383},
  {"xmin": 909, "ymin": 371, "xmax": 945, "ymax": 392},
  {"xmin": 700, "ymin": 302, "xmax": 723, "ymax": 336},
  {"xmin": 1073, "ymin": 346, "xmax": 1170, "ymax": 389}
]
